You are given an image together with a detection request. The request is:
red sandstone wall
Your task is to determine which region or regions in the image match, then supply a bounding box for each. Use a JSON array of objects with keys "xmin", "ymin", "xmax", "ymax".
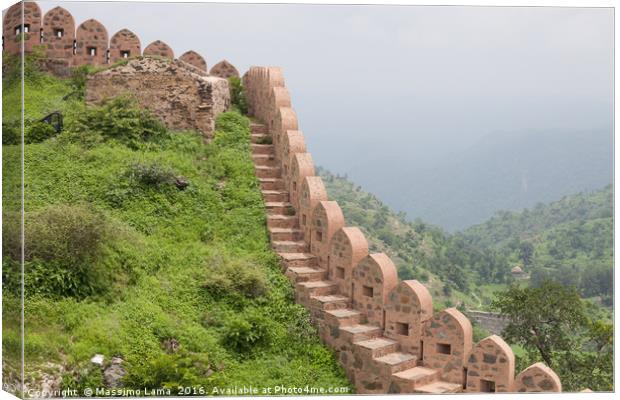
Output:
[
  {"xmin": 2, "ymin": 1, "xmax": 235, "ymax": 79},
  {"xmin": 242, "ymin": 65, "xmax": 564, "ymax": 394}
]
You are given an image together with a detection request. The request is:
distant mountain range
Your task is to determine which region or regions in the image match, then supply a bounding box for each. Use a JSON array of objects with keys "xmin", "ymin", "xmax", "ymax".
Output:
[{"xmin": 345, "ymin": 127, "xmax": 612, "ymax": 231}]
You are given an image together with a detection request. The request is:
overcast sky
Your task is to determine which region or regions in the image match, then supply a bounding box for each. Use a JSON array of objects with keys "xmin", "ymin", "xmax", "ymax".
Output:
[{"xmin": 38, "ymin": 1, "xmax": 613, "ymax": 176}]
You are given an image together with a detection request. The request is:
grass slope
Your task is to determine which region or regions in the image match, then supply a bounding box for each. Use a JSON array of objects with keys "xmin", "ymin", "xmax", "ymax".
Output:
[{"xmin": 2, "ymin": 62, "xmax": 350, "ymax": 394}]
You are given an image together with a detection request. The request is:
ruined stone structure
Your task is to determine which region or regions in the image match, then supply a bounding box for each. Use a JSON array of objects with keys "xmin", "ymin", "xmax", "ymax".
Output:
[
  {"xmin": 243, "ymin": 66, "xmax": 563, "ymax": 394},
  {"xmin": 2, "ymin": 2, "xmax": 237, "ymax": 80},
  {"xmin": 85, "ymin": 57, "xmax": 230, "ymax": 137},
  {"xmin": 467, "ymin": 310, "xmax": 510, "ymax": 336}
]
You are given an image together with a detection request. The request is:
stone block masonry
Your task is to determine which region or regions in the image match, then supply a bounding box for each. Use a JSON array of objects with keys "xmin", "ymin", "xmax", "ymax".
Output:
[
  {"xmin": 85, "ymin": 57, "xmax": 230, "ymax": 138},
  {"xmin": 2, "ymin": 2, "xmax": 238, "ymax": 79},
  {"xmin": 244, "ymin": 66, "xmax": 563, "ymax": 394}
]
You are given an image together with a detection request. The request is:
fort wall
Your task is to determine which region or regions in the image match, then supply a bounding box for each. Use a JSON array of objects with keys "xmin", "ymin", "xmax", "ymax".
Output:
[
  {"xmin": 243, "ymin": 66, "xmax": 563, "ymax": 394},
  {"xmin": 2, "ymin": 1, "xmax": 238, "ymax": 79}
]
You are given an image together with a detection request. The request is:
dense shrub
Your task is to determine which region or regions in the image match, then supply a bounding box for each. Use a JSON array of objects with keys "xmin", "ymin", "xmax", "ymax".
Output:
[
  {"xmin": 2, "ymin": 204, "xmax": 122, "ymax": 298},
  {"xmin": 123, "ymin": 350, "xmax": 214, "ymax": 389},
  {"xmin": 228, "ymin": 76, "xmax": 247, "ymax": 114},
  {"xmin": 128, "ymin": 161, "xmax": 176, "ymax": 188},
  {"xmin": 222, "ymin": 309, "xmax": 274, "ymax": 354},
  {"xmin": 65, "ymin": 95, "xmax": 169, "ymax": 149},
  {"xmin": 202, "ymin": 252, "xmax": 268, "ymax": 299},
  {"xmin": 26, "ymin": 121, "xmax": 57, "ymax": 143},
  {"xmin": 2, "ymin": 120, "xmax": 20, "ymax": 145}
]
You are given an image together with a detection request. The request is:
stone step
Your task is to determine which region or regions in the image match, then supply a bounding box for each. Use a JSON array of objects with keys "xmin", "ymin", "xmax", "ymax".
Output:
[
  {"xmin": 269, "ymin": 227, "xmax": 302, "ymax": 241},
  {"xmin": 250, "ymin": 123, "xmax": 267, "ymax": 134},
  {"xmin": 265, "ymin": 201, "xmax": 295, "ymax": 215},
  {"xmin": 413, "ymin": 381, "xmax": 462, "ymax": 394},
  {"xmin": 262, "ymin": 190, "xmax": 289, "ymax": 203},
  {"xmin": 251, "ymin": 134, "xmax": 272, "ymax": 144},
  {"xmin": 258, "ymin": 177, "xmax": 284, "ymax": 191},
  {"xmin": 374, "ymin": 352, "xmax": 418, "ymax": 375},
  {"xmin": 355, "ymin": 337, "xmax": 399, "ymax": 359},
  {"xmin": 252, "ymin": 154, "xmax": 276, "ymax": 167},
  {"xmin": 323, "ymin": 308, "xmax": 363, "ymax": 328},
  {"xmin": 255, "ymin": 165, "xmax": 281, "ymax": 179},
  {"xmin": 272, "ymin": 240, "xmax": 308, "ymax": 253},
  {"xmin": 285, "ymin": 266, "xmax": 327, "ymax": 283},
  {"xmin": 267, "ymin": 215, "xmax": 299, "ymax": 229},
  {"xmin": 339, "ymin": 324, "xmax": 383, "ymax": 343},
  {"xmin": 251, "ymin": 144, "xmax": 275, "ymax": 155},
  {"xmin": 392, "ymin": 366, "xmax": 441, "ymax": 391},
  {"xmin": 279, "ymin": 252, "xmax": 317, "ymax": 268},
  {"xmin": 309, "ymin": 294, "xmax": 350, "ymax": 311},
  {"xmin": 297, "ymin": 280, "xmax": 339, "ymax": 298}
]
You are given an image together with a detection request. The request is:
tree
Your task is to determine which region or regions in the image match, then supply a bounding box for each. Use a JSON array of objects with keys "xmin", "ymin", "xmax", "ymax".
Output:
[
  {"xmin": 491, "ymin": 281, "xmax": 586, "ymax": 367},
  {"xmin": 491, "ymin": 281, "xmax": 613, "ymax": 391},
  {"xmin": 518, "ymin": 241, "xmax": 534, "ymax": 266}
]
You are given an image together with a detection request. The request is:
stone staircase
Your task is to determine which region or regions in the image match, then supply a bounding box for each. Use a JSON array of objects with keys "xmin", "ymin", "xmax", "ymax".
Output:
[{"xmin": 250, "ymin": 122, "xmax": 461, "ymax": 394}]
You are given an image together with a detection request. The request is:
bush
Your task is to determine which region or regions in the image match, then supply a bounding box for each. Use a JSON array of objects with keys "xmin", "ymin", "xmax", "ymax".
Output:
[
  {"xmin": 123, "ymin": 350, "xmax": 213, "ymax": 389},
  {"xmin": 202, "ymin": 252, "xmax": 268, "ymax": 299},
  {"xmin": 65, "ymin": 95, "xmax": 169, "ymax": 149},
  {"xmin": 228, "ymin": 76, "xmax": 247, "ymax": 115},
  {"xmin": 221, "ymin": 309, "xmax": 274, "ymax": 354},
  {"xmin": 128, "ymin": 161, "xmax": 176, "ymax": 188},
  {"xmin": 26, "ymin": 121, "xmax": 57, "ymax": 144},
  {"xmin": 3, "ymin": 204, "xmax": 121, "ymax": 298},
  {"xmin": 2, "ymin": 120, "xmax": 20, "ymax": 145}
]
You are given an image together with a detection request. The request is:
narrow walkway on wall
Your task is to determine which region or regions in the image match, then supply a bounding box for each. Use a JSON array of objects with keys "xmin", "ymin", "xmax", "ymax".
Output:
[{"xmin": 249, "ymin": 121, "xmax": 461, "ymax": 394}]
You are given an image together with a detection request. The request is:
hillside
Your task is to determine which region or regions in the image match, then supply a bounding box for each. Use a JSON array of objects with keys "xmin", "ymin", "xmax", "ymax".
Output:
[
  {"xmin": 318, "ymin": 168, "xmax": 613, "ymax": 310},
  {"xmin": 2, "ymin": 57, "xmax": 349, "ymax": 394},
  {"xmin": 462, "ymin": 185, "xmax": 613, "ymax": 306},
  {"xmin": 348, "ymin": 128, "xmax": 612, "ymax": 231}
]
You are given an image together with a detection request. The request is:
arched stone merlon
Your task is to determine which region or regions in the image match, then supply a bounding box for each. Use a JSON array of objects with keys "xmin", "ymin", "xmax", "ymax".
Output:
[
  {"xmin": 289, "ymin": 153, "xmax": 315, "ymax": 212},
  {"xmin": 273, "ymin": 107, "xmax": 298, "ymax": 159},
  {"xmin": 513, "ymin": 362, "xmax": 561, "ymax": 392},
  {"xmin": 74, "ymin": 19, "xmax": 108, "ymax": 66},
  {"xmin": 267, "ymin": 67, "xmax": 285, "ymax": 88},
  {"xmin": 328, "ymin": 227, "xmax": 369, "ymax": 297},
  {"xmin": 179, "ymin": 50, "xmax": 207, "ymax": 73},
  {"xmin": 108, "ymin": 29, "xmax": 141, "ymax": 64},
  {"xmin": 422, "ymin": 307, "xmax": 473, "ymax": 385},
  {"xmin": 299, "ymin": 177, "xmax": 328, "ymax": 246},
  {"xmin": 42, "ymin": 6, "xmax": 75, "ymax": 59},
  {"xmin": 271, "ymin": 86, "xmax": 291, "ymax": 110},
  {"xmin": 466, "ymin": 335, "xmax": 515, "ymax": 393},
  {"xmin": 210, "ymin": 60, "xmax": 239, "ymax": 79},
  {"xmin": 143, "ymin": 40, "xmax": 174, "ymax": 59},
  {"xmin": 281, "ymin": 130, "xmax": 307, "ymax": 190},
  {"xmin": 351, "ymin": 253, "xmax": 398, "ymax": 328},
  {"xmin": 3, "ymin": 2, "xmax": 42, "ymax": 55},
  {"xmin": 385, "ymin": 280, "xmax": 433, "ymax": 357},
  {"xmin": 310, "ymin": 201, "xmax": 345, "ymax": 270}
]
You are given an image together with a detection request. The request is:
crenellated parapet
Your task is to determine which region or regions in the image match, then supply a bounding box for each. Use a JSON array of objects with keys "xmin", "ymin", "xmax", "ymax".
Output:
[
  {"xmin": 2, "ymin": 1, "xmax": 238, "ymax": 78},
  {"xmin": 243, "ymin": 65, "xmax": 564, "ymax": 394}
]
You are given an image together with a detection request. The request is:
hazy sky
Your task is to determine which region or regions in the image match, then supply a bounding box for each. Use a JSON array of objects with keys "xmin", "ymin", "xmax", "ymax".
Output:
[{"xmin": 39, "ymin": 1, "xmax": 613, "ymax": 177}]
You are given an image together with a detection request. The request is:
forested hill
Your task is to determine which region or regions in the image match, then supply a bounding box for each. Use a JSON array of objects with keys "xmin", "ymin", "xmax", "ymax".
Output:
[
  {"xmin": 462, "ymin": 185, "xmax": 613, "ymax": 305},
  {"xmin": 463, "ymin": 185, "xmax": 612, "ymax": 248},
  {"xmin": 318, "ymin": 167, "xmax": 613, "ymax": 309}
]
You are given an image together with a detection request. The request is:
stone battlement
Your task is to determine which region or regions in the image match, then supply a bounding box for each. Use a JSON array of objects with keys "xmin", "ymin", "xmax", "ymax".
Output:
[
  {"xmin": 2, "ymin": 1, "xmax": 239, "ymax": 78},
  {"xmin": 243, "ymin": 66, "xmax": 563, "ymax": 394}
]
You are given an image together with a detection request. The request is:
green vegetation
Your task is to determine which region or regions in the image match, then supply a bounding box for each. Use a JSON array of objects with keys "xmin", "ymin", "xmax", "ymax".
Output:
[
  {"xmin": 2, "ymin": 59, "xmax": 350, "ymax": 394},
  {"xmin": 463, "ymin": 185, "xmax": 613, "ymax": 306},
  {"xmin": 318, "ymin": 167, "xmax": 613, "ymax": 310},
  {"xmin": 492, "ymin": 282, "xmax": 613, "ymax": 391}
]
